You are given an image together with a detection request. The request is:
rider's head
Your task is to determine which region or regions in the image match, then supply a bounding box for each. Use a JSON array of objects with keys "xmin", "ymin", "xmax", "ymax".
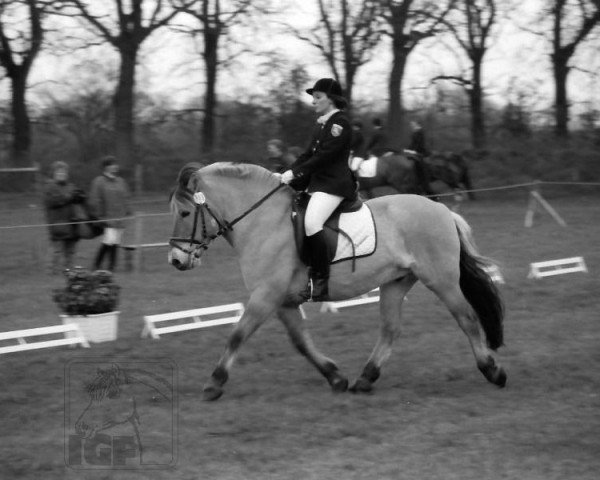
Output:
[{"xmin": 306, "ymin": 78, "xmax": 347, "ymax": 113}]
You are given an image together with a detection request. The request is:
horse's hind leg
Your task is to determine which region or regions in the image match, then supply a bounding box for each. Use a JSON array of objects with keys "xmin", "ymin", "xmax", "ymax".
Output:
[
  {"xmin": 277, "ymin": 306, "xmax": 348, "ymax": 393},
  {"xmin": 432, "ymin": 283, "xmax": 506, "ymax": 387},
  {"xmin": 350, "ymin": 275, "xmax": 417, "ymax": 393}
]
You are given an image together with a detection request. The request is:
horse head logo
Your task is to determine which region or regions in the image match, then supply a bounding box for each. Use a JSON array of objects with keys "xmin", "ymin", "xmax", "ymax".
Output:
[{"xmin": 72, "ymin": 363, "xmax": 174, "ymax": 466}]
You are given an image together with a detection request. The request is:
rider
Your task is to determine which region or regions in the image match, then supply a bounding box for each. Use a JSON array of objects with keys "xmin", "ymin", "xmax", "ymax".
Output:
[
  {"xmin": 366, "ymin": 118, "xmax": 389, "ymax": 157},
  {"xmin": 280, "ymin": 78, "xmax": 355, "ymax": 301},
  {"xmin": 405, "ymin": 119, "xmax": 434, "ymax": 196}
]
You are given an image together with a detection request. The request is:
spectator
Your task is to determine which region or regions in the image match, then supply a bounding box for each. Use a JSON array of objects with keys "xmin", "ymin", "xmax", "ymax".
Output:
[
  {"xmin": 366, "ymin": 118, "xmax": 389, "ymax": 157},
  {"xmin": 43, "ymin": 161, "xmax": 86, "ymax": 274},
  {"xmin": 89, "ymin": 156, "xmax": 131, "ymax": 272},
  {"xmin": 405, "ymin": 120, "xmax": 433, "ymax": 195},
  {"xmin": 407, "ymin": 119, "xmax": 430, "ymax": 157},
  {"xmin": 350, "ymin": 120, "xmax": 366, "ymax": 158}
]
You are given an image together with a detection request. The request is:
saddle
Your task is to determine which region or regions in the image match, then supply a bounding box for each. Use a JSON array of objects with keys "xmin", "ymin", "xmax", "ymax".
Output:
[{"xmin": 291, "ymin": 192, "xmax": 376, "ymax": 270}]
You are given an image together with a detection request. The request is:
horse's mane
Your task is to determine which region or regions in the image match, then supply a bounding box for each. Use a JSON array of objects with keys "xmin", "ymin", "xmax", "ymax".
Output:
[
  {"xmin": 173, "ymin": 162, "xmax": 284, "ymax": 204},
  {"xmin": 85, "ymin": 365, "xmax": 130, "ymax": 401}
]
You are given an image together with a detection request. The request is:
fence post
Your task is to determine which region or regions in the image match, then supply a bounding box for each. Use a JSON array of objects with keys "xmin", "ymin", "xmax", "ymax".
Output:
[
  {"xmin": 132, "ymin": 213, "xmax": 143, "ymax": 272},
  {"xmin": 524, "ymin": 180, "xmax": 567, "ymax": 228}
]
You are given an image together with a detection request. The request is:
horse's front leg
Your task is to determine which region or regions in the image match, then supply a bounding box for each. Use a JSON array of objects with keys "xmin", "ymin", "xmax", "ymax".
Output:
[
  {"xmin": 350, "ymin": 275, "xmax": 417, "ymax": 393},
  {"xmin": 203, "ymin": 286, "xmax": 281, "ymax": 401},
  {"xmin": 277, "ymin": 306, "xmax": 348, "ymax": 393}
]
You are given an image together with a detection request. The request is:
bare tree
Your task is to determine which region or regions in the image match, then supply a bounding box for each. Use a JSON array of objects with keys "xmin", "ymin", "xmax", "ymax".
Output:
[
  {"xmin": 435, "ymin": 0, "xmax": 497, "ymax": 148},
  {"xmin": 291, "ymin": 0, "xmax": 382, "ymax": 109},
  {"xmin": 378, "ymin": 0, "xmax": 456, "ymax": 146},
  {"xmin": 60, "ymin": 0, "xmax": 188, "ymax": 169},
  {"xmin": 171, "ymin": 0, "xmax": 265, "ymax": 154},
  {"xmin": 548, "ymin": 0, "xmax": 600, "ymax": 136},
  {"xmin": 0, "ymin": 0, "xmax": 46, "ymax": 165}
]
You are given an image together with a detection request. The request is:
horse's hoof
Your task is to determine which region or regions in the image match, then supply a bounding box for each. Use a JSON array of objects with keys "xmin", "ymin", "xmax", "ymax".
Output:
[
  {"xmin": 330, "ymin": 376, "xmax": 349, "ymax": 393},
  {"xmin": 202, "ymin": 384, "xmax": 224, "ymax": 401},
  {"xmin": 479, "ymin": 358, "xmax": 507, "ymax": 388},
  {"xmin": 349, "ymin": 377, "xmax": 373, "ymax": 394},
  {"xmin": 494, "ymin": 368, "xmax": 507, "ymax": 388}
]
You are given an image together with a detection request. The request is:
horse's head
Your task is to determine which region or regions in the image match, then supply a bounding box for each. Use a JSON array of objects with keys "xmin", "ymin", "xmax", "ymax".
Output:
[
  {"xmin": 168, "ymin": 163, "xmax": 217, "ymax": 271},
  {"xmin": 168, "ymin": 162, "xmax": 284, "ymax": 271}
]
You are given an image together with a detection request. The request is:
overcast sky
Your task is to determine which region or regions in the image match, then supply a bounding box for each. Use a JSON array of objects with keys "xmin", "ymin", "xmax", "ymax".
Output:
[{"xmin": 2, "ymin": 0, "xmax": 599, "ymax": 117}]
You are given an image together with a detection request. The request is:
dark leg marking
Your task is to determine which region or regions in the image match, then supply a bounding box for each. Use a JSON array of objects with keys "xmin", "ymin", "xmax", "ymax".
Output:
[
  {"xmin": 229, "ymin": 330, "xmax": 244, "ymax": 352},
  {"xmin": 350, "ymin": 361, "xmax": 381, "ymax": 394},
  {"xmin": 323, "ymin": 361, "xmax": 348, "ymax": 393},
  {"xmin": 212, "ymin": 365, "xmax": 229, "ymax": 386}
]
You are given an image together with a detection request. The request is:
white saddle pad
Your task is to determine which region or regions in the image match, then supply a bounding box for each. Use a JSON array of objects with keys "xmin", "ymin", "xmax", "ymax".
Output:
[
  {"xmin": 332, "ymin": 204, "xmax": 376, "ymax": 264},
  {"xmin": 357, "ymin": 157, "xmax": 378, "ymax": 178}
]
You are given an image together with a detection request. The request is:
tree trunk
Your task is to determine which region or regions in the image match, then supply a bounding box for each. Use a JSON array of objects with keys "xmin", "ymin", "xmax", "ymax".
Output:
[
  {"xmin": 114, "ymin": 47, "xmax": 138, "ymax": 169},
  {"xmin": 344, "ymin": 67, "xmax": 355, "ymax": 115},
  {"xmin": 553, "ymin": 54, "xmax": 569, "ymax": 137},
  {"xmin": 470, "ymin": 60, "xmax": 486, "ymax": 148},
  {"xmin": 11, "ymin": 71, "xmax": 31, "ymax": 166},
  {"xmin": 388, "ymin": 42, "xmax": 408, "ymax": 151},
  {"xmin": 202, "ymin": 28, "xmax": 219, "ymax": 154}
]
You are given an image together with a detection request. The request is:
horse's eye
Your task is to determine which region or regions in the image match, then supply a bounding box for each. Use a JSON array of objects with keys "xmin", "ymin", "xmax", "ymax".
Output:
[{"xmin": 180, "ymin": 211, "xmax": 191, "ymax": 218}]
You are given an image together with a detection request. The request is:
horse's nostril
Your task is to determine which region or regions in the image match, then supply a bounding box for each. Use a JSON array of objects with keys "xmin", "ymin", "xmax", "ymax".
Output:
[{"xmin": 171, "ymin": 258, "xmax": 181, "ymax": 267}]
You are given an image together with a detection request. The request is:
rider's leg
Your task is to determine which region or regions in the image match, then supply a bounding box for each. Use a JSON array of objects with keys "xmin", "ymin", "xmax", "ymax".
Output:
[{"xmin": 304, "ymin": 192, "xmax": 343, "ymax": 301}]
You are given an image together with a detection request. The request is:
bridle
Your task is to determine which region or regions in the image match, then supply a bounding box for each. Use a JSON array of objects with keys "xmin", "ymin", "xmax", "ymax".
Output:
[{"xmin": 169, "ymin": 184, "xmax": 285, "ymax": 258}]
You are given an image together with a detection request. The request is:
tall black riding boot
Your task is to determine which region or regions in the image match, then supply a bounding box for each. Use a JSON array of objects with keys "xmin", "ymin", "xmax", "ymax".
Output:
[{"xmin": 306, "ymin": 230, "xmax": 331, "ymax": 302}]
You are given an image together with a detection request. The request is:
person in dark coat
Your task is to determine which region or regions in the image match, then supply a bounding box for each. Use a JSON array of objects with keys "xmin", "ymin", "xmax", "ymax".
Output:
[
  {"xmin": 350, "ymin": 120, "xmax": 366, "ymax": 158},
  {"xmin": 405, "ymin": 120, "xmax": 434, "ymax": 195},
  {"xmin": 407, "ymin": 120, "xmax": 430, "ymax": 156},
  {"xmin": 43, "ymin": 161, "xmax": 86, "ymax": 273},
  {"xmin": 279, "ymin": 77, "xmax": 355, "ymax": 301},
  {"xmin": 366, "ymin": 118, "xmax": 389, "ymax": 157}
]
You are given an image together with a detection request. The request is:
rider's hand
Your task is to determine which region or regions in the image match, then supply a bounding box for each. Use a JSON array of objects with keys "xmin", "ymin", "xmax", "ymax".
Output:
[{"xmin": 280, "ymin": 170, "xmax": 294, "ymax": 185}]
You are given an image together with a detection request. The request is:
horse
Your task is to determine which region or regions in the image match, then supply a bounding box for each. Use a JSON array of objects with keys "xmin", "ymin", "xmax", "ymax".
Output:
[
  {"xmin": 357, "ymin": 151, "xmax": 476, "ymax": 200},
  {"xmin": 168, "ymin": 162, "xmax": 505, "ymax": 401},
  {"xmin": 74, "ymin": 364, "xmax": 174, "ymax": 466}
]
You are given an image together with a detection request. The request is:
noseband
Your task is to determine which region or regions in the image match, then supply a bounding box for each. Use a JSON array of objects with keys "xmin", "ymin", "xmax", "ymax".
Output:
[{"xmin": 169, "ymin": 184, "xmax": 284, "ymax": 258}]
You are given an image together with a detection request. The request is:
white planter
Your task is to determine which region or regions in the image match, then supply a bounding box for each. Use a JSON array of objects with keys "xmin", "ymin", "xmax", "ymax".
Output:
[{"xmin": 60, "ymin": 311, "xmax": 119, "ymax": 343}]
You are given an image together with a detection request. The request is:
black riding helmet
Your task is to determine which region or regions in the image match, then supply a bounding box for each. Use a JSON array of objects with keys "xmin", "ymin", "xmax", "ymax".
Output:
[{"xmin": 306, "ymin": 78, "xmax": 348, "ymax": 109}]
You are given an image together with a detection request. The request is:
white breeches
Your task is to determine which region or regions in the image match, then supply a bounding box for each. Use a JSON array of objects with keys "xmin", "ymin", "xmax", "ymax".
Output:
[{"xmin": 304, "ymin": 191, "xmax": 344, "ymax": 236}]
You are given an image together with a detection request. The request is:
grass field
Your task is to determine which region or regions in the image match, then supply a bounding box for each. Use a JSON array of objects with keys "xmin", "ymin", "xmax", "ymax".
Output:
[{"xmin": 0, "ymin": 188, "xmax": 599, "ymax": 480}]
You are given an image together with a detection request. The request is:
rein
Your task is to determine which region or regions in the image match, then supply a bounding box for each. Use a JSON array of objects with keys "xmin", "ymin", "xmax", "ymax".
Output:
[{"xmin": 169, "ymin": 183, "xmax": 285, "ymax": 257}]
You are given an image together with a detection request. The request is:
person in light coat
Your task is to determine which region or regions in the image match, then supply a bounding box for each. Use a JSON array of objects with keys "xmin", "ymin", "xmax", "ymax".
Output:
[{"xmin": 88, "ymin": 156, "xmax": 131, "ymax": 271}]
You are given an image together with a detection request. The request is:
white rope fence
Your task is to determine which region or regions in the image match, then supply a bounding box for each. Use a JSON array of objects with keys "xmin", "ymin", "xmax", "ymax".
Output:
[{"xmin": 0, "ymin": 180, "xmax": 599, "ymax": 231}]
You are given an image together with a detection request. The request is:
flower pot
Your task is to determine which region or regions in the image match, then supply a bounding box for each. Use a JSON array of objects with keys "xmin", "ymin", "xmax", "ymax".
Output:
[{"xmin": 60, "ymin": 311, "xmax": 119, "ymax": 343}]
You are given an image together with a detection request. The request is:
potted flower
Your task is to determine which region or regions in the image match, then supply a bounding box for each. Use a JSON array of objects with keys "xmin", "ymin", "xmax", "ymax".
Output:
[{"xmin": 53, "ymin": 267, "xmax": 120, "ymax": 343}]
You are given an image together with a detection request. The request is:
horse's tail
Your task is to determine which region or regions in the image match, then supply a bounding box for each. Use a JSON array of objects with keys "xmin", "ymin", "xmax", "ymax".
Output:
[{"xmin": 451, "ymin": 212, "xmax": 504, "ymax": 350}]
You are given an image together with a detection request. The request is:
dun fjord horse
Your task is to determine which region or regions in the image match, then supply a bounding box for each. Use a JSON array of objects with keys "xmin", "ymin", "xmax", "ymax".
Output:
[{"xmin": 169, "ymin": 162, "xmax": 505, "ymax": 401}]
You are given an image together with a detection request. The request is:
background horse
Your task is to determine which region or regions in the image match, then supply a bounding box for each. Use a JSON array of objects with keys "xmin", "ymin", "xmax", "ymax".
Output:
[
  {"xmin": 357, "ymin": 151, "xmax": 475, "ymax": 200},
  {"xmin": 169, "ymin": 163, "xmax": 505, "ymax": 401},
  {"xmin": 74, "ymin": 364, "xmax": 174, "ymax": 465}
]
